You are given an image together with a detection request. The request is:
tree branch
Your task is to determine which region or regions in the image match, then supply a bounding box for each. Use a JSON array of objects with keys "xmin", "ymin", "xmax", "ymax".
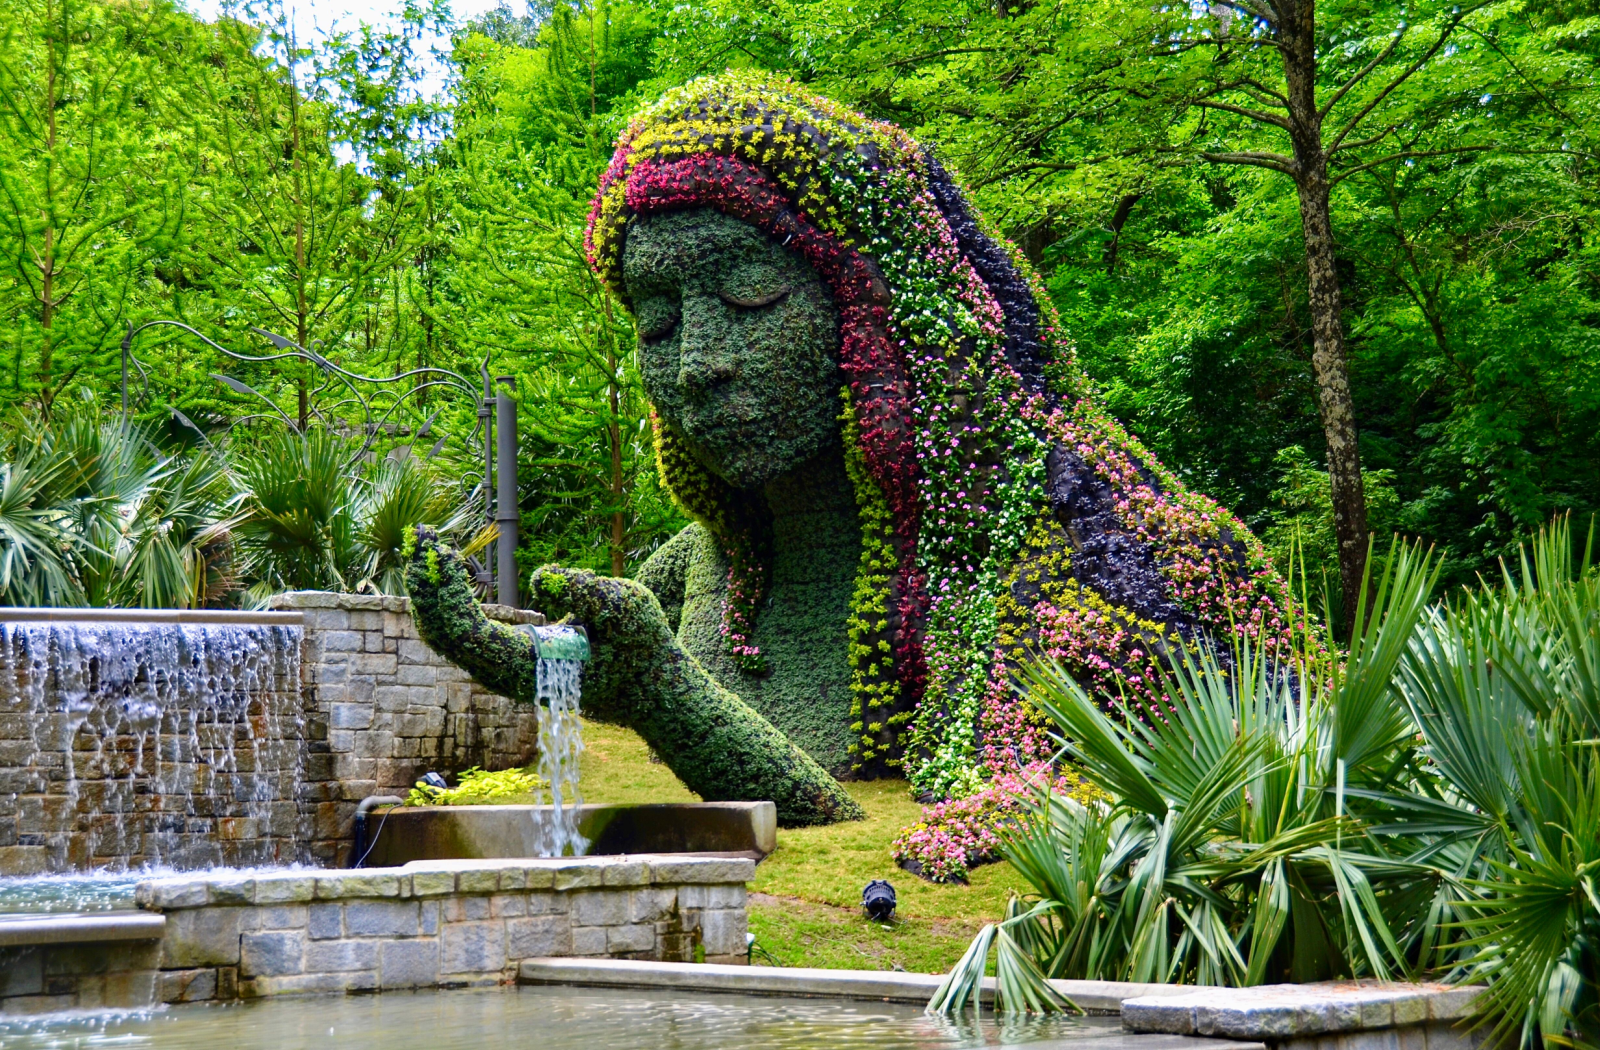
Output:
[
  {"xmin": 1195, "ymin": 98, "xmax": 1293, "ymax": 130},
  {"xmin": 1319, "ymin": 25, "xmax": 1408, "ymax": 121},
  {"xmin": 1200, "ymin": 149, "xmax": 1297, "ymax": 175},
  {"xmin": 1459, "ymin": 23, "xmax": 1576, "ymax": 127},
  {"xmin": 874, "ymin": 47, "xmax": 1001, "ymax": 71},
  {"xmin": 1326, "ymin": 1, "xmax": 1498, "ymax": 155},
  {"xmin": 1237, "ymin": 78, "xmax": 1292, "ymax": 108},
  {"xmin": 1208, "ymin": 0, "xmax": 1277, "ymax": 25},
  {"xmin": 1331, "ymin": 126, "xmax": 1400, "ymax": 154},
  {"xmin": 1327, "ymin": 145, "xmax": 1493, "ymax": 187}
]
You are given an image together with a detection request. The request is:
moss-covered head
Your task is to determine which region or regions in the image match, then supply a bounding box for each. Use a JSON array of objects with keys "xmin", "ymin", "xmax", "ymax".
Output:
[
  {"xmin": 587, "ymin": 74, "xmax": 1306, "ymax": 798},
  {"xmin": 626, "ymin": 209, "xmax": 841, "ymax": 489}
]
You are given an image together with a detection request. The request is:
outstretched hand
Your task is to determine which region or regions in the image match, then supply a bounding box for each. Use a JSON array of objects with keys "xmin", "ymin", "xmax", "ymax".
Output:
[{"xmin": 527, "ymin": 566, "xmax": 677, "ymax": 719}]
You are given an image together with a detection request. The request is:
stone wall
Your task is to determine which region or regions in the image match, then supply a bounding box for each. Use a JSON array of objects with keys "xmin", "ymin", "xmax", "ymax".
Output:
[
  {"xmin": 272, "ymin": 592, "xmax": 543, "ymax": 865},
  {"xmin": 0, "ymin": 857, "xmax": 753, "ymax": 1013},
  {"xmin": 0, "ymin": 596, "xmax": 541, "ymax": 873},
  {"xmin": 0, "ymin": 613, "xmax": 307, "ymax": 872},
  {"xmin": 0, "ymin": 939, "xmax": 161, "ymax": 1013}
]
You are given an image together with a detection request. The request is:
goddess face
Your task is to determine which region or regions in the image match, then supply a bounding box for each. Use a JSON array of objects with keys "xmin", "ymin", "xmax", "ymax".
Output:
[{"xmin": 623, "ymin": 209, "xmax": 841, "ymax": 489}]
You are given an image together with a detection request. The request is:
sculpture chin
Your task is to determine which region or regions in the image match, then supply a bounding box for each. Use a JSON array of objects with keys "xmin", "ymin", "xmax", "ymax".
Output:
[{"xmin": 669, "ymin": 411, "xmax": 833, "ymax": 490}]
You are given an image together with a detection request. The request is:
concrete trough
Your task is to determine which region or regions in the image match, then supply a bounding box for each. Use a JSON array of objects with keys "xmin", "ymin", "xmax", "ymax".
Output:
[{"xmin": 361, "ymin": 802, "xmax": 778, "ymax": 866}]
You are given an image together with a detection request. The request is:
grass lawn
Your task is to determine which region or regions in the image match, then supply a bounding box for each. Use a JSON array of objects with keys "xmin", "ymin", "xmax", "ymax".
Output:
[{"xmin": 577, "ymin": 718, "xmax": 1025, "ymax": 974}]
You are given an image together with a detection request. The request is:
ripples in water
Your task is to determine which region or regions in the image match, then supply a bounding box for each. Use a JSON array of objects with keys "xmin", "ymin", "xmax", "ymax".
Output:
[{"xmin": 0, "ymin": 984, "xmax": 1120, "ymax": 1049}]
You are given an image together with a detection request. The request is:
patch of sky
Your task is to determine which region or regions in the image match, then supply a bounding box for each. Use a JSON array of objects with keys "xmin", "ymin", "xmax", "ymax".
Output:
[{"xmin": 178, "ymin": 0, "xmax": 525, "ymax": 168}]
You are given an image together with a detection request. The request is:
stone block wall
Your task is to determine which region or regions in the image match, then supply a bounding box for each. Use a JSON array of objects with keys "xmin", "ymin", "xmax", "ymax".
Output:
[
  {"xmin": 0, "ymin": 940, "xmax": 160, "ymax": 1014},
  {"xmin": 272, "ymin": 592, "xmax": 543, "ymax": 865},
  {"xmin": 138, "ymin": 857, "xmax": 751, "ymax": 1004},
  {"xmin": 0, "ymin": 595, "xmax": 542, "ymax": 872},
  {"xmin": 0, "ymin": 614, "xmax": 307, "ymax": 872}
]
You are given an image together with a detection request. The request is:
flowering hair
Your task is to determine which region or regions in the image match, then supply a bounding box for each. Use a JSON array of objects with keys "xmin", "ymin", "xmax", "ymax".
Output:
[{"xmin": 588, "ymin": 72, "xmax": 1306, "ymax": 794}]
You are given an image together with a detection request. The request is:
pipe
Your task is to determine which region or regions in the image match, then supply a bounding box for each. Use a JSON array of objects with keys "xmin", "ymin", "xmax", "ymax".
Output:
[
  {"xmin": 495, "ymin": 376, "xmax": 519, "ymax": 609},
  {"xmin": 349, "ymin": 795, "xmax": 404, "ymax": 868}
]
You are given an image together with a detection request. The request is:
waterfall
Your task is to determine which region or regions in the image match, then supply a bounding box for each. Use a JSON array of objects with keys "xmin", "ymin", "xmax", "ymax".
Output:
[
  {"xmin": 0, "ymin": 621, "xmax": 304, "ymax": 871},
  {"xmin": 530, "ymin": 626, "xmax": 587, "ymax": 857}
]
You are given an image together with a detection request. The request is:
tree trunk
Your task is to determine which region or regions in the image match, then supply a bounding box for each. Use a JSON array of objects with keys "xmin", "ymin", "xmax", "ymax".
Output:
[
  {"xmin": 1280, "ymin": 1, "xmax": 1370, "ymax": 629},
  {"xmin": 39, "ymin": 1, "xmax": 58, "ymax": 414},
  {"xmin": 607, "ymin": 345, "xmax": 626, "ymax": 577},
  {"xmin": 1295, "ymin": 172, "xmax": 1368, "ymax": 625}
]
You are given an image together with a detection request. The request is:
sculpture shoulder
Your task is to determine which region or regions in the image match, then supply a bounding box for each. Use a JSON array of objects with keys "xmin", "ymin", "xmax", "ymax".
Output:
[{"xmin": 632, "ymin": 523, "xmax": 709, "ymax": 634}]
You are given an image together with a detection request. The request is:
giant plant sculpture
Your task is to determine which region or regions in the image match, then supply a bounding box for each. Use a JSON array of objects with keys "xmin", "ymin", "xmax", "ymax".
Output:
[{"xmin": 410, "ymin": 72, "xmax": 1305, "ymax": 829}]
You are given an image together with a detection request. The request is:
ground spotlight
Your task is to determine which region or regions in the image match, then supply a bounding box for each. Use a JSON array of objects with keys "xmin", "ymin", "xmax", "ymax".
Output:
[{"xmin": 862, "ymin": 879, "xmax": 896, "ymax": 922}]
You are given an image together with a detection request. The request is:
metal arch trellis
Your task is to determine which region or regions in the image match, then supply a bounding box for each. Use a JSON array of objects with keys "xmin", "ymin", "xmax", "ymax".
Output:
[{"xmin": 120, "ymin": 319, "xmax": 522, "ymax": 607}]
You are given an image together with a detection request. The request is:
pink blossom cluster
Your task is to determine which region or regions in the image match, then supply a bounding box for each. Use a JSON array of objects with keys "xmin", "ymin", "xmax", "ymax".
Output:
[{"xmin": 890, "ymin": 764, "xmax": 1090, "ymax": 883}]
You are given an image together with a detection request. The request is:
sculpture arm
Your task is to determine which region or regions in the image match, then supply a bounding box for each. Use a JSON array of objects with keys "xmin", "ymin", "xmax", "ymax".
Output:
[{"xmin": 404, "ymin": 527, "xmax": 863, "ymax": 827}]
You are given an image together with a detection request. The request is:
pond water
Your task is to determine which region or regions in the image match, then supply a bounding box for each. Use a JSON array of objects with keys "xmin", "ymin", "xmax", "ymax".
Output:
[
  {"xmin": 0, "ymin": 985, "xmax": 1118, "ymax": 1049},
  {"xmin": 0, "ymin": 867, "xmax": 316, "ymax": 914},
  {"xmin": 0, "ymin": 873, "xmax": 141, "ymax": 914}
]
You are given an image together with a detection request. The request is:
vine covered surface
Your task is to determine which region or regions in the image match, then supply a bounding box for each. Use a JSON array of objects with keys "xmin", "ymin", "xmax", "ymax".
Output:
[{"xmin": 587, "ymin": 71, "xmax": 1310, "ymax": 805}]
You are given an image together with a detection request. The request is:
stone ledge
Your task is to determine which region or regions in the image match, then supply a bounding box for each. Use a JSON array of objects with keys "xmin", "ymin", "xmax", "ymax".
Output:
[
  {"xmin": 1028, "ymin": 1038, "xmax": 1266, "ymax": 1050},
  {"xmin": 0, "ymin": 912, "xmax": 167, "ymax": 947},
  {"xmin": 518, "ymin": 957, "xmax": 1183, "ymax": 1013},
  {"xmin": 270, "ymin": 591, "xmax": 544, "ymax": 625},
  {"xmin": 136, "ymin": 856, "xmax": 753, "ymax": 911},
  {"xmin": 1121, "ymin": 982, "xmax": 1485, "ymax": 1039},
  {"xmin": 520, "ymin": 957, "xmax": 943, "ymax": 1001},
  {"xmin": 271, "ymin": 591, "xmax": 407, "ymax": 612}
]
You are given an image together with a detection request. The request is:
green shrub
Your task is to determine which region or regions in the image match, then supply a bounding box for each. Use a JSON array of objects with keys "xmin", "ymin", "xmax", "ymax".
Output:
[
  {"xmin": 932, "ymin": 522, "xmax": 1600, "ymax": 1050},
  {"xmin": 404, "ymin": 766, "xmax": 547, "ymax": 806}
]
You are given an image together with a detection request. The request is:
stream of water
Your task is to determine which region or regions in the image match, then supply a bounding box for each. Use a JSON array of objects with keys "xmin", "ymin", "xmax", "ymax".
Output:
[{"xmin": 532, "ymin": 647, "xmax": 587, "ymax": 857}]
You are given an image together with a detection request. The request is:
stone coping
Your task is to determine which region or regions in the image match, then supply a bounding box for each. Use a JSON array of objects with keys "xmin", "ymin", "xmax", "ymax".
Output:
[
  {"xmin": 521, "ymin": 959, "xmax": 1482, "ymax": 1038},
  {"xmin": 0, "ymin": 912, "xmax": 166, "ymax": 947},
  {"xmin": 518, "ymin": 957, "xmax": 1193, "ymax": 1014},
  {"xmin": 0, "ymin": 607, "xmax": 303, "ymax": 625},
  {"xmin": 1122, "ymin": 982, "xmax": 1485, "ymax": 1039},
  {"xmin": 1024, "ymin": 1037, "xmax": 1266, "ymax": 1050},
  {"xmin": 134, "ymin": 856, "xmax": 756, "ymax": 911},
  {"xmin": 269, "ymin": 590, "xmax": 546, "ymax": 624}
]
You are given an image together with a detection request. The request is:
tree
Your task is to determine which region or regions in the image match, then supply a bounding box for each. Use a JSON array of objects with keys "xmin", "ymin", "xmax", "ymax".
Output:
[
  {"xmin": 651, "ymin": 0, "xmax": 1593, "ymax": 625},
  {"xmin": 445, "ymin": 2, "xmax": 680, "ymax": 577},
  {"xmin": 179, "ymin": 0, "xmax": 428, "ymax": 428},
  {"xmin": 0, "ymin": 0, "xmax": 188, "ymax": 411}
]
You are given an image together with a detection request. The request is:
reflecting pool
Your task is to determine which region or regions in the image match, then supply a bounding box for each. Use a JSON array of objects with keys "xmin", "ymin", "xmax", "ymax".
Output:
[{"xmin": 0, "ymin": 984, "xmax": 1119, "ymax": 1049}]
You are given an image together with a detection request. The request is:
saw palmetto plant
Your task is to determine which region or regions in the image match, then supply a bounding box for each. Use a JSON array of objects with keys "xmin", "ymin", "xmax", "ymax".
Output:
[
  {"xmin": 0, "ymin": 404, "xmax": 484, "ymax": 609},
  {"xmin": 932, "ymin": 524, "xmax": 1600, "ymax": 1050}
]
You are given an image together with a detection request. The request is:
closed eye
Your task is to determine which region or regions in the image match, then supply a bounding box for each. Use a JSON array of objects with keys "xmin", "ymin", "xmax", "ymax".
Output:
[
  {"xmin": 640, "ymin": 319, "xmax": 678, "ymax": 343},
  {"xmin": 718, "ymin": 287, "xmax": 790, "ymax": 309},
  {"xmin": 637, "ymin": 301, "xmax": 681, "ymax": 343}
]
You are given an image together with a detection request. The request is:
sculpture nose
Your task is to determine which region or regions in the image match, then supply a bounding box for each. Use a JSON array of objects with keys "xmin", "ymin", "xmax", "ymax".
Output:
[{"xmin": 677, "ymin": 293, "xmax": 739, "ymax": 388}]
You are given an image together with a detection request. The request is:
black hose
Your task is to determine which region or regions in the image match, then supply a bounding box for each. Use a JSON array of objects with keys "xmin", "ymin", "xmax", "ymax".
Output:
[{"xmin": 350, "ymin": 795, "xmax": 405, "ymax": 868}]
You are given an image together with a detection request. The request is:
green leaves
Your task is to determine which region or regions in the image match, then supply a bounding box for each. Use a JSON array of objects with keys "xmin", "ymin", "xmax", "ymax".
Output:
[
  {"xmin": 234, "ymin": 427, "xmax": 480, "ymax": 601},
  {"xmin": 938, "ymin": 523, "xmax": 1600, "ymax": 1048},
  {"xmin": 1019, "ymin": 657, "xmax": 1167, "ymax": 818}
]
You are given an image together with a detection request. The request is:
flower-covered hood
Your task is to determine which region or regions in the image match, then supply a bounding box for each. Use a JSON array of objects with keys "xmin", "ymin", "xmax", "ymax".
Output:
[{"xmin": 587, "ymin": 72, "xmax": 1302, "ymax": 797}]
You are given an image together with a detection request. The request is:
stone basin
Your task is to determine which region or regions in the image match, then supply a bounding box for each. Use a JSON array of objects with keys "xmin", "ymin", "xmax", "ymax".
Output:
[{"xmin": 360, "ymin": 802, "xmax": 777, "ymax": 867}]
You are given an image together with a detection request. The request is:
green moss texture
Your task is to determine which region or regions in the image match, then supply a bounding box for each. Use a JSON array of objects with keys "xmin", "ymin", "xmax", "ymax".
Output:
[{"xmin": 405, "ymin": 526, "xmax": 864, "ymax": 827}]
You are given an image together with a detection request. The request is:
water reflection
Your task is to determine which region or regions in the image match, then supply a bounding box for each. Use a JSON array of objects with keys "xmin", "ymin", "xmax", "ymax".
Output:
[{"xmin": 0, "ymin": 984, "xmax": 1116, "ymax": 1049}]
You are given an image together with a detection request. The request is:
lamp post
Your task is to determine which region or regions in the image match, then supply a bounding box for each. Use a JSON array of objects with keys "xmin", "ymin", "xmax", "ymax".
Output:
[{"xmin": 495, "ymin": 376, "xmax": 518, "ymax": 609}]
